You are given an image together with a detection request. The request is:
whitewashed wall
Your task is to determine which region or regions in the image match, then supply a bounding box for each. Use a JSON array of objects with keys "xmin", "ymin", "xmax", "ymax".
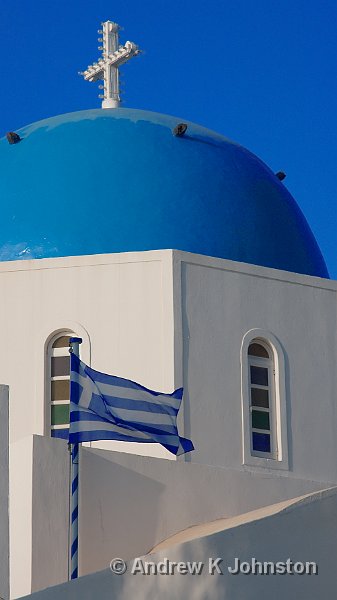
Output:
[
  {"xmin": 23, "ymin": 487, "xmax": 337, "ymax": 600},
  {"xmin": 4, "ymin": 249, "xmax": 337, "ymax": 597},
  {"xmin": 0, "ymin": 386, "xmax": 9, "ymax": 600},
  {"xmin": 176, "ymin": 251, "xmax": 337, "ymax": 482},
  {"xmin": 31, "ymin": 440, "xmax": 327, "ymax": 591},
  {"xmin": 78, "ymin": 447, "xmax": 328, "ymax": 577},
  {"xmin": 31, "ymin": 437, "xmax": 69, "ymax": 593},
  {"xmin": 5, "ymin": 251, "xmax": 176, "ymax": 599}
]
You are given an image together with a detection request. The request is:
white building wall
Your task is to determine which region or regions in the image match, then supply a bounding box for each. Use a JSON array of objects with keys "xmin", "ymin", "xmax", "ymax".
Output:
[
  {"xmin": 31, "ymin": 439, "xmax": 329, "ymax": 590},
  {"xmin": 10, "ymin": 436, "xmax": 33, "ymax": 599},
  {"xmin": 31, "ymin": 436, "xmax": 69, "ymax": 593},
  {"xmin": 23, "ymin": 487, "xmax": 337, "ymax": 600},
  {"xmin": 78, "ymin": 447, "xmax": 329, "ymax": 577},
  {"xmin": 3, "ymin": 249, "xmax": 337, "ymax": 597},
  {"xmin": 0, "ymin": 386, "xmax": 9, "ymax": 600},
  {"xmin": 176, "ymin": 252, "xmax": 337, "ymax": 482},
  {"xmin": 4, "ymin": 251, "xmax": 176, "ymax": 598}
]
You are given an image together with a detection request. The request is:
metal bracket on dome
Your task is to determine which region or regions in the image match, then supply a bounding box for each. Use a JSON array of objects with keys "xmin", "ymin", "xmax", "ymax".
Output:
[
  {"xmin": 6, "ymin": 132, "xmax": 21, "ymax": 145},
  {"xmin": 79, "ymin": 20, "xmax": 141, "ymax": 109}
]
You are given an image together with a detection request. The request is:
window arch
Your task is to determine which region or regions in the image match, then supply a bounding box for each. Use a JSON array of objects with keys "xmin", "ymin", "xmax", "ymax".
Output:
[
  {"xmin": 47, "ymin": 332, "xmax": 73, "ymax": 439},
  {"xmin": 241, "ymin": 329, "xmax": 288, "ymax": 470}
]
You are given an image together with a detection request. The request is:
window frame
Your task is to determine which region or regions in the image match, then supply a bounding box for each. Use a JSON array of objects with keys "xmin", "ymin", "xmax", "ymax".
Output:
[
  {"xmin": 42, "ymin": 323, "xmax": 90, "ymax": 438},
  {"xmin": 241, "ymin": 329, "xmax": 289, "ymax": 471},
  {"xmin": 46, "ymin": 331, "xmax": 73, "ymax": 439},
  {"xmin": 248, "ymin": 341, "xmax": 276, "ymax": 459}
]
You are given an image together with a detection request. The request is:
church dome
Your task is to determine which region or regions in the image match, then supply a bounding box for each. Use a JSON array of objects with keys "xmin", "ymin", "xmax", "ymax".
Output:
[{"xmin": 0, "ymin": 108, "xmax": 328, "ymax": 277}]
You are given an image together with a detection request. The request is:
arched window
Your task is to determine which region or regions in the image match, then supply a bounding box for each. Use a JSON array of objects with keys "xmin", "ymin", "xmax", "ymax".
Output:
[
  {"xmin": 48, "ymin": 333, "xmax": 73, "ymax": 439},
  {"xmin": 248, "ymin": 341, "xmax": 275, "ymax": 457},
  {"xmin": 241, "ymin": 329, "xmax": 288, "ymax": 470}
]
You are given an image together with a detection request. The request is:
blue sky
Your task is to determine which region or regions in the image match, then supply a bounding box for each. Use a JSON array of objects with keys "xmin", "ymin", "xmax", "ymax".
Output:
[{"xmin": 1, "ymin": 0, "xmax": 336, "ymax": 276}]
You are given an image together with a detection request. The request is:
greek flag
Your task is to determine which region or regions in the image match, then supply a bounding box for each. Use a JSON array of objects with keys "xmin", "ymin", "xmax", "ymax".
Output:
[{"xmin": 69, "ymin": 354, "xmax": 194, "ymax": 456}]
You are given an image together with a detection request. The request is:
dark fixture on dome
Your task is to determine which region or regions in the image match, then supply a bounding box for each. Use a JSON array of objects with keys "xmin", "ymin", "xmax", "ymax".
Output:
[
  {"xmin": 276, "ymin": 171, "xmax": 286, "ymax": 181},
  {"xmin": 173, "ymin": 123, "xmax": 188, "ymax": 137},
  {"xmin": 6, "ymin": 132, "xmax": 21, "ymax": 145}
]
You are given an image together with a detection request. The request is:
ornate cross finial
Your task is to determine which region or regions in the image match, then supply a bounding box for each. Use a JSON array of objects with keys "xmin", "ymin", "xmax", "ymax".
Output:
[{"xmin": 80, "ymin": 20, "xmax": 141, "ymax": 109}]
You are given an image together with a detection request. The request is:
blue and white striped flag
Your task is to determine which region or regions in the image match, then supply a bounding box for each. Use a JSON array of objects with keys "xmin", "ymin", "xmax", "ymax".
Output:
[{"xmin": 69, "ymin": 354, "xmax": 194, "ymax": 456}]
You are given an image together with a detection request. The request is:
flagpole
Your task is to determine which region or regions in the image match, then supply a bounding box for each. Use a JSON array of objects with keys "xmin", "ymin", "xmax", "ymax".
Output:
[{"xmin": 69, "ymin": 337, "xmax": 82, "ymax": 580}]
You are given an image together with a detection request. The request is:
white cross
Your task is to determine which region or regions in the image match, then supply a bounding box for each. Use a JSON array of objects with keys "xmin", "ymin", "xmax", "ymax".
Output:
[{"xmin": 80, "ymin": 21, "xmax": 141, "ymax": 108}]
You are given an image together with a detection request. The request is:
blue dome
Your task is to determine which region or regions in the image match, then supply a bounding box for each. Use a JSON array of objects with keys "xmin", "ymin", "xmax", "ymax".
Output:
[{"xmin": 0, "ymin": 108, "xmax": 328, "ymax": 277}]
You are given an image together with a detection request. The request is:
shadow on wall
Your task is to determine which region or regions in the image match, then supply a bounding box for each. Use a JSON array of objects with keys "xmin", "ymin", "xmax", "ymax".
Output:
[
  {"xmin": 181, "ymin": 263, "xmax": 192, "ymax": 463},
  {"xmin": 26, "ymin": 488, "xmax": 337, "ymax": 600},
  {"xmin": 32, "ymin": 436, "xmax": 70, "ymax": 592},
  {"xmin": 80, "ymin": 448, "xmax": 165, "ymax": 576},
  {"xmin": 281, "ymin": 341, "xmax": 293, "ymax": 472},
  {"xmin": 0, "ymin": 388, "xmax": 9, "ymax": 600}
]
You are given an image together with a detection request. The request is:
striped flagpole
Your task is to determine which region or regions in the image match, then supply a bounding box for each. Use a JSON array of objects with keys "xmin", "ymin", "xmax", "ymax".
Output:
[{"xmin": 69, "ymin": 337, "xmax": 82, "ymax": 580}]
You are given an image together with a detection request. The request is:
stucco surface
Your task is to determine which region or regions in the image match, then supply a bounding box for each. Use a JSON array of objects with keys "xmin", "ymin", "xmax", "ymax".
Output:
[
  {"xmin": 179, "ymin": 254, "xmax": 337, "ymax": 481},
  {"xmin": 7, "ymin": 251, "xmax": 175, "ymax": 599},
  {"xmin": 21, "ymin": 487, "xmax": 337, "ymax": 599},
  {"xmin": 0, "ymin": 387, "xmax": 9, "ymax": 600},
  {"xmin": 4, "ymin": 250, "xmax": 337, "ymax": 597},
  {"xmin": 150, "ymin": 488, "xmax": 333, "ymax": 551},
  {"xmin": 30, "ymin": 439, "xmax": 331, "ymax": 588},
  {"xmin": 78, "ymin": 448, "xmax": 330, "ymax": 576},
  {"xmin": 31, "ymin": 437, "xmax": 70, "ymax": 593}
]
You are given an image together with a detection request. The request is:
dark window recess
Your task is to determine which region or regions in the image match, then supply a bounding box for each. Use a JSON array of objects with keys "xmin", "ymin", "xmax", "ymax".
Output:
[
  {"xmin": 251, "ymin": 387, "xmax": 269, "ymax": 408},
  {"xmin": 252, "ymin": 410, "xmax": 270, "ymax": 430},
  {"xmin": 248, "ymin": 343, "xmax": 269, "ymax": 358},
  {"xmin": 51, "ymin": 355, "xmax": 70, "ymax": 377},
  {"xmin": 51, "ymin": 379, "xmax": 70, "ymax": 402},
  {"xmin": 52, "ymin": 336, "xmax": 71, "ymax": 349},
  {"xmin": 250, "ymin": 366, "xmax": 268, "ymax": 386},
  {"xmin": 51, "ymin": 403, "xmax": 70, "ymax": 426},
  {"xmin": 252, "ymin": 432, "xmax": 271, "ymax": 453}
]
